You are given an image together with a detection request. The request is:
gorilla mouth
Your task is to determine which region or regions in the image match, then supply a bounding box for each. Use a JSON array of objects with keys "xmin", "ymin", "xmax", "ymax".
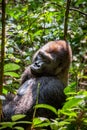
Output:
[{"xmin": 30, "ymin": 67, "xmax": 42, "ymax": 75}]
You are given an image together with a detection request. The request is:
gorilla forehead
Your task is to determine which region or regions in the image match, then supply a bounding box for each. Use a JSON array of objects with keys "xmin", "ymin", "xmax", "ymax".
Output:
[{"xmin": 42, "ymin": 40, "xmax": 68, "ymax": 53}]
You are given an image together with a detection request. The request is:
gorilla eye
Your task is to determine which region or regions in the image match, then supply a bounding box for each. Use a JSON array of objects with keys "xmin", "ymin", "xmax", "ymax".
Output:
[{"xmin": 34, "ymin": 55, "xmax": 41, "ymax": 61}]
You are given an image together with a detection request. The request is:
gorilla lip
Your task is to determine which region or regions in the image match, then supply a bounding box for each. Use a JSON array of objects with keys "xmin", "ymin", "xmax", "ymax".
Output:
[{"xmin": 30, "ymin": 66, "xmax": 41, "ymax": 75}]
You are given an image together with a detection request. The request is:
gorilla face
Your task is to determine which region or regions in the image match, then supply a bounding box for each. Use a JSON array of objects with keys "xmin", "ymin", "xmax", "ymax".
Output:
[{"xmin": 30, "ymin": 50, "xmax": 60, "ymax": 76}]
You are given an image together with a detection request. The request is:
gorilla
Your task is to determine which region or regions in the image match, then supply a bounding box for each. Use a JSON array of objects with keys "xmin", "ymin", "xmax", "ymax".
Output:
[{"xmin": 2, "ymin": 40, "xmax": 72, "ymax": 129}]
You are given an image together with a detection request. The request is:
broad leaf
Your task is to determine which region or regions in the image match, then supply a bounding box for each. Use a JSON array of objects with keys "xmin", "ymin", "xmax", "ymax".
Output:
[{"xmin": 4, "ymin": 63, "xmax": 20, "ymax": 72}]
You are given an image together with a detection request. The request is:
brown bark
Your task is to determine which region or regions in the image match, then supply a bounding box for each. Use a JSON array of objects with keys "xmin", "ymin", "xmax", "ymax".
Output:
[
  {"xmin": 64, "ymin": 0, "xmax": 71, "ymax": 41},
  {"xmin": 0, "ymin": 0, "xmax": 6, "ymax": 121}
]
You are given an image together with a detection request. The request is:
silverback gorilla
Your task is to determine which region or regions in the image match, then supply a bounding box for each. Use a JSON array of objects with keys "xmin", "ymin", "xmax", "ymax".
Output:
[{"xmin": 2, "ymin": 40, "xmax": 72, "ymax": 129}]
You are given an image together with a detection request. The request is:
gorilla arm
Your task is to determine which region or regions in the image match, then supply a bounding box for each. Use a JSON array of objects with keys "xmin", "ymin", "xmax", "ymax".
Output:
[
  {"xmin": 3, "ymin": 76, "xmax": 66, "ymax": 121},
  {"xmin": 21, "ymin": 66, "xmax": 35, "ymax": 84}
]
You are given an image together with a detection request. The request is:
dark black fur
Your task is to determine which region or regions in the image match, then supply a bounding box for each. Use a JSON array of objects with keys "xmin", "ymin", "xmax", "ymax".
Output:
[{"xmin": 3, "ymin": 76, "xmax": 66, "ymax": 121}]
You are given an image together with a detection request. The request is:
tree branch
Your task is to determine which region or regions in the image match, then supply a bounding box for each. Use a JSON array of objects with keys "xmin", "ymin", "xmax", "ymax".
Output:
[
  {"xmin": 51, "ymin": 2, "xmax": 87, "ymax": 16},
  {"xmin": 0, "ymin": 0, "xmax": 6, "ymax": 121},
  {"xmin": 70, "ymin": 7, "xmax": 87, "ymax": 16},
  {"xmin": 64, "ymin": 0, "xmax": 71, "ymax": 41}
]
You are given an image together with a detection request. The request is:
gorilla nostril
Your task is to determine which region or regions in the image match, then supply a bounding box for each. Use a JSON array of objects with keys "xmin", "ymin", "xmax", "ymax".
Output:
[{"xmin": 35, "ymin": 62, "xmax": 40, "ymax": 67}]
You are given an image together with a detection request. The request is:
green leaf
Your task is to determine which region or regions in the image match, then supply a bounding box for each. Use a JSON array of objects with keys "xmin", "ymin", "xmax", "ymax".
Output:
[
  {"xmin": 58, "ymin": 121, "xmax": 70, "ymax": 126},
  {"xmin": 83, "ymin": 119, "xmax": 87, "ymax": 124},
  {"xmin": 4, "ymin": 72, "xmax": 19, "ymax": 78},
  {"xmin": 0, "ymin": 122, "xmax": 16, "ymax": 128},
  {"xmin": 15, "ymin": 121, "xmax": 31, "ymax": 124},
  {"xmin": 35, "ymin": 104, "xmax": 58, "ymax": 115},
  {"xmin": 3, "ymin": 88, "xmax": 8, "ymax": 94},
  {"xmin": 63, "ymin": 97, "xmax": 83, "ymax": 110},
  {"xmin": 64, "ymin": 82, "xmax": 76, "ymax": 94},
  {"xmin": 35, "ymin": 122, "xmax": 50, "ymax": 128},
  {"xmin": 33, "ymin": 118, "xmax": 44, "ymax": 126},
  {"xmin": 59, "ymin": 109, "xmax": 77, "ymax": 117},
  {"xmin": 14, "ymin": 126, "xmax": 24, "ymax": 130},
  {"xmin": 33, "ymin": 118, "xmax": 50, "ymax": 127},
  {"xmin": 12, "ymin": 115, "xmax": 26, "ymax": 121},
  {"xmin": 4, "ymin": 63, "xmax": 20, "ymax": 72}
]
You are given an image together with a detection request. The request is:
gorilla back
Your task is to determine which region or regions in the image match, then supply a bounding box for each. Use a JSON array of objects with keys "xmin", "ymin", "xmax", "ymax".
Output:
[{"xmin": 3, "ymin": 76, "xmax": 66, "ymax": 121}]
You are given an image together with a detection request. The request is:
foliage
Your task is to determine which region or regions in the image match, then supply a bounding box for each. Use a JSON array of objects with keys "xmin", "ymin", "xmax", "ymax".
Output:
[
  {"xmin": 32, "ymin": 85, "xmax": 87, "ymax": 130},
  {"xmin": 0, "ymin": 84, "xmax": 87, "ymax": 130},
  {"xmin": 0, "ymin": 0, "xmax": 87, "ymax": 92},
  {"xmin": 0, "ymin": 0, "xmax": 87, "ymax": 129},
  {"xmin": 0, "ymin": 114, "xmax": 31, "ymax": 130}
]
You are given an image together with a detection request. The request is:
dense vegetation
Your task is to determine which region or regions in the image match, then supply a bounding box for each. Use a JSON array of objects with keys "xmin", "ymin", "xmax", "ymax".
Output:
[{"xmin": 0, "ymin": 0, "xmax": 87, "ymax": 130}]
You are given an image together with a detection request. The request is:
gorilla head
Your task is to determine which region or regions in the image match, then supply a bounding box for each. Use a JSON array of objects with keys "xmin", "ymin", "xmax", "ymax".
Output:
[{"xmin": 21, "ymin": 40, "xmax": 72, "ymax": 86}]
